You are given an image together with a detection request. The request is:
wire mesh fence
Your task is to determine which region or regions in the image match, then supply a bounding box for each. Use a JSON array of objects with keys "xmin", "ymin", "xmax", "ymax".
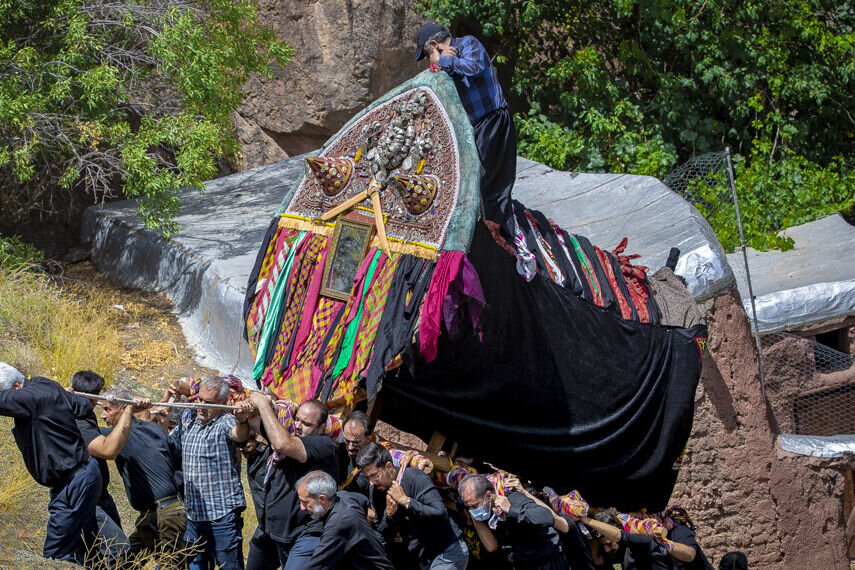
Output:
[
  {"xmin": 662, "ymin": 151, "xmax": 744, "ymax": 253},
  {"xmin": 760, "ymin": 331, "xmax": 855, "ymax": 435},
  {"xmin": 664, "ymin": 152, "xmax": 855, "ymax": 437}
]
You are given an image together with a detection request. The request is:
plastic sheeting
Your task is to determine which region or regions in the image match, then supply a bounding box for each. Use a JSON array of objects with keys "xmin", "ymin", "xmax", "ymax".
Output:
[
  {"xmin": 727, "ymin": 214, "xmax": 855, "ymax": 333},
  {"xmin": 745, "ymin": 280, "xmax": 855, "ymax": 334},
  {"xmin": 778, "ymin": 434, "xmax": 855, "ymax": 458},
  {"xmin": 674, "ymin": 244, "xmax": 733, "ymax": 302}
]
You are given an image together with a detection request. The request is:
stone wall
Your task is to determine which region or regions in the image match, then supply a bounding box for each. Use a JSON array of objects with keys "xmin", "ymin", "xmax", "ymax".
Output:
[
  {"xmin": 672, "ymin": 290, "xmax": 853, "ymax": 568},
  {"xmin": 235, "ymin": 0, "xmax": 426, "ymax": 169}
]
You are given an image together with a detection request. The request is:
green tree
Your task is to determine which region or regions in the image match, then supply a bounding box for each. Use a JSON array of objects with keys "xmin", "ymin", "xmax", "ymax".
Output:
[
  {"xmin": 418, "ymin": 0, "xmax": 855, "ymax": 250},
  {"xmin": 0, "ymin": 0, "xmax": 291, "ymax": 235}
]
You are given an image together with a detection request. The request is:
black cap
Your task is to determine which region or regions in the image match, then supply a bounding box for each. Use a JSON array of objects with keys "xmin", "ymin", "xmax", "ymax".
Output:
[{"xmin": 414, "ymin": 23, "xmax": 445, "ymax": 61}]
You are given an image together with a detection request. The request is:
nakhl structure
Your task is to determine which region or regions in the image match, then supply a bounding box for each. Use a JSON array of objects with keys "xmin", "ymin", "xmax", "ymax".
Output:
[{"xmin": 242, "ymin": 69, "xmax": 707, "ymax": 512}]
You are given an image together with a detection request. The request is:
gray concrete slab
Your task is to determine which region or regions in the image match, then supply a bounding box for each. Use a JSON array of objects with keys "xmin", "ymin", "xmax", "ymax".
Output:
[
  {"xmin": 83, "ymin": 155, "xmax": 733, "ymax": 376},
  {"xmin": 726, "ymin": 214, "xmax": 855, "ymax": 333}
]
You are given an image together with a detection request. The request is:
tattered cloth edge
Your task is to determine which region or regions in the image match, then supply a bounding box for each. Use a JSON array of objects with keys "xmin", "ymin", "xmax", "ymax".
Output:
[{"xmin": 279, "ymin": 213, "xmax": 440, "ymax": 262}]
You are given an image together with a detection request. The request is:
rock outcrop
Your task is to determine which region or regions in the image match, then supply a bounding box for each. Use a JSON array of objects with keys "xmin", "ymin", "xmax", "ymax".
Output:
[{"xmin": 236, "ymin": 0, "xmax": 426, "ymax": 169}]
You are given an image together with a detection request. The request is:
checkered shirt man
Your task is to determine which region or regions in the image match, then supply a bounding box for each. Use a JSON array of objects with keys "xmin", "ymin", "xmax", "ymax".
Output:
[
  {"xmin": 437, "ymin": 35, "xmax": 508, "ymax": 124},
  {"xmin": 169, "ymin": 409, "xmax": 245, "ymax": 521}
]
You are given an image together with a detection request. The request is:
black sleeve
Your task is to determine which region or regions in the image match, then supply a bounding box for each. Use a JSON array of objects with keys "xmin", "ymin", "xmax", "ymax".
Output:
[
  {"xmin": 669, "ymin": 525, "xmax": 699, "ymax": 550},
  {"xmin": 75, "ymin": 408, "xmax": 102, "ymax": 447},
  {"xmin": 0, "ymin": 386, "xmax": 34, "ymax": 418},
  {"xmin": 506, "ymin": 493, "xmax": 555, "ymax": 528},
  {"xmin": 404, "ymin": 470, "xmax": 448, "ymax": 522},
  {"xmin": 561, "ymin": 517, "xmax": 596, "ymax": 570},
  {"xmin": 302, "ymin": 511, "xmax": 350, "ymax": 570}
]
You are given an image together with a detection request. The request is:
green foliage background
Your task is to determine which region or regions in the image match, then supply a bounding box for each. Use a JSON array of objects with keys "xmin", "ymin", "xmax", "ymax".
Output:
[
  {"xmin": 419, "ymin": 0, "xmax": 855, "ymax": 251},
  {"xmin": 0, "ymin": 0, "xmax": 291, "ymax": 235}
]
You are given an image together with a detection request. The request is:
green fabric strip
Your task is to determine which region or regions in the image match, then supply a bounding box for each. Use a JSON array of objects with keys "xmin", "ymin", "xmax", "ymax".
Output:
[
  {"xmin": 568, "ymin": 235, "xmax": 600, "ymax": 298},
  {"xmin": 330, "ymin": 249, "xmax": 383, "ymax": 381},
  {"xmin": 252, "ymin": 231, "xmax": 307, "ymax": 380}
]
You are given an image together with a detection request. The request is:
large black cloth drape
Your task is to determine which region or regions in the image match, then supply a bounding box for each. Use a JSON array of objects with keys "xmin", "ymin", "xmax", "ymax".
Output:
[{"xmin": 380, "ymin": 222, "xmax": 706, "ymax": 511}]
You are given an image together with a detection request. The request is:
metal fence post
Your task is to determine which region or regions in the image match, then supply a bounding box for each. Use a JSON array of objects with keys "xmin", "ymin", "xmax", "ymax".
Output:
[{"xmin": 725, "ymin": 147, "xmax": 770, "ymax": 413}]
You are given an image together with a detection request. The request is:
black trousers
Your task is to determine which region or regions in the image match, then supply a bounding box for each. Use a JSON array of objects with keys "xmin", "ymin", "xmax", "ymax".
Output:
[{"xmin": 473, "ymin": 106, "xmax": 517, "ymax": 233}]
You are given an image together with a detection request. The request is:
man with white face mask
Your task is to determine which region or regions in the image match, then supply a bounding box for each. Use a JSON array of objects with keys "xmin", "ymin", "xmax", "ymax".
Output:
[
  {"xmin": 296, "ymin": 471, "xmax": 393, "ymax": 570},
  {"xmin": 458, "ymin": 474, "xmax": 565, "ymax": 569}
]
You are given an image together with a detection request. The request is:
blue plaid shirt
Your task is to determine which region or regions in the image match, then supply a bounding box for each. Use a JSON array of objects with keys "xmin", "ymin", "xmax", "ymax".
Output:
[
  {"xmin": 169, "ymin": 410, "xmax": 244, "ymax": 522},
  {"xmin": 438, "ymin": 35, "xmax": 507, "ymax": 124}
]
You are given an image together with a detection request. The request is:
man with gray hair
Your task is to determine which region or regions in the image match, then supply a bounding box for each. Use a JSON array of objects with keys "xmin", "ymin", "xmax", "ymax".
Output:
[
  {"xmin": 168, "ymin": 376, "xmax": 254, "ymax": 569},
  {"xmin": 296, "ymin": 470, "xmax": 394, "ymax": 570},
  {"xmin": 0, "ymin": 363, "xmax": 102, "ymax": 565},
  {"xmin": 458, "ymin": 473, "xmax": 564, "ymax": 569}
]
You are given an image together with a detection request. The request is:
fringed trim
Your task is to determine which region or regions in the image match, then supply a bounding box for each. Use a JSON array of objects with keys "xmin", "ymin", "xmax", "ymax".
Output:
[{"xmin": 279, "ymin": 213, "xmax": 440, "ymax": 261}]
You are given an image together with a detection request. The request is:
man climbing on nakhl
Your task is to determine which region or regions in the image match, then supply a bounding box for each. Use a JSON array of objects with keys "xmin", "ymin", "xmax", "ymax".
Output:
[{"xmin": 416, "ymin": 22, "xmax": 517, "ymax": 232}]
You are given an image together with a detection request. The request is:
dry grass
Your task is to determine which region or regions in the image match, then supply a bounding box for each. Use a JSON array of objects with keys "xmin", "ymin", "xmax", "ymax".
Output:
[
  {"xmin": 0, "ymin": 263, "xmax": 222, "ymax": 567},
  {"xmin": 0, "ymin": 267, "xmax": 123, "ymax": 384}
]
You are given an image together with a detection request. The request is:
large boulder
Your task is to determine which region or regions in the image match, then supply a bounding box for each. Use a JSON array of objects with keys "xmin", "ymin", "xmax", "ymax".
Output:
[{"xmin": 236, "ymin": 0, "xmax": 426, "ymax": 168}]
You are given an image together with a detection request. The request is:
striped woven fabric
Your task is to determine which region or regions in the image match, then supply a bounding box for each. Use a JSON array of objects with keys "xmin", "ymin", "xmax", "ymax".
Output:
[
  {"xmin": 262, "ymin": 234, "xmax": 326, "ymax": 393},
  {"xmin": 542, "ymin": 487, "xmax": 589, "ymax": 518},
  {"xmin": 280, "ymin": 297, "xmax": 345, "ymax": 402},
  {"xmin": 524, "ymin": 210, "xmax": 565, "ymax": 286},
  {"xmin": 315, "ymin": 248, "xmax": 380, "ymax": 393},
  {"xmin": 247, "ymin": 227, "xmax": 301, "ymax": 353},
  {"xmin": 617, "ymin": 513, "xmax": 673, "ymax": 550},
  {"xmin": 595, "ymin": 247, "xmax": 635, "ymax": 320},
  {"xmin": 331, "ymin": 253, "xmax": 399, "ymax": 404},
  {"xmin": 567, "ymin": 234, "xmax": 606, "ymax": 307},
  {"xmin": 435, "ymin": 463, "xmax": 478, "ymax": 488}
]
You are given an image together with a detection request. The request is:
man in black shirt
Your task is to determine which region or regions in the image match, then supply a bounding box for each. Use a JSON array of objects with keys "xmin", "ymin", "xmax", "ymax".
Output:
[
  {"xmin": 296, "ymin": 470, "xmax": 394, "ymax": 570},
  {"xmin": 668, "ymin": 522, "xmax": 714, "ymax": 570},
  {"xmin": 100, "ymin": 388, "xmax": 187, "ymax": 561},
  {"xmin": 71, "ymin": 370, "xmax": 136, "ymax": 567},
  {"xmin": 241, "ymin": 430, "xmax": 281, "ymax": 570},
  {"xmin": 248, "ymin": 392, "xmax": 340, "ymax": 570},
  {"xmin": 0, "ymin": 364, "xmax": 102, "ymax": 565},
  {"xmin": 576, "ymin": 510, "xmax": 674, "ymax": 570},
  {"xmin": 459, "ymin": 474, "xmax": 564, "ymax": 569},
  {"xmin": 357, "ymin": 442, "xmax": 468, "ymax": 569},
  {"xmin": 337, "ymin": 411, "xmax": 373, "ymax": 495}
]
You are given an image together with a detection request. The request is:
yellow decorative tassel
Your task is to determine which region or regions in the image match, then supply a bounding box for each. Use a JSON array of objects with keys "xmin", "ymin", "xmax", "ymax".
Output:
[
  {"xmin": 416, "ymin": 158, "xmax": 426, "ymax": 174},
  {"xmin": 354, "ymin": 146, "xmax": 363, "ymax": 162}
]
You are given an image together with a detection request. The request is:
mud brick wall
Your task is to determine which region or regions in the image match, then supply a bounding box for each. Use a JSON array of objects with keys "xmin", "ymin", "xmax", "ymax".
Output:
[{"xmin": 671, "ymin": 290, "xmax": 853, "ymax": 568}]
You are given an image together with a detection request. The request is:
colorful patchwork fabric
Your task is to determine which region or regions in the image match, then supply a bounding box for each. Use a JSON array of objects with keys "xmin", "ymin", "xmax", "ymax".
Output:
[
  {"xmin": 247, "ymin": 227, "xmax": 301, "ymax": 353},
  {"xmin": 524, "ymin": 210, "xmax": 565, "ymax": 287},
  {"xmin": 331, "ymin": 253, "xmax": 399, "ymax": 404},
  {"xmin": 284, "ymin": 297, "xmax": 345, "ymax": 402},
  {"xmin": 288, "ymin": 236, "xmax": 332, "ymax": 370},
  {"xmin": 485, "ymin": 471, "xmax": 509, "ymax": 530},
  {"xmin": 329, "ymin": 250, "xmax": 385, "ymax": 385},
  {"xmin": 262, "ymin": 234, "xmax": 327, "ymax": 393},
  {"xmin": 252, "ymin": 231, "xmax": 308, "ymax": 380},
  {"xmin": 435, "ymin": 463, "xmax": 478, "ymax": 488},
  {"xmin": 542, "ymin": 487, "xmax": 589, "ymax": 519}
]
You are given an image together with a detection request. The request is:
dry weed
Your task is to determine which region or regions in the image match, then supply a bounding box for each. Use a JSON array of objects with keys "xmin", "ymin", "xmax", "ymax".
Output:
[{"xmin": 0, "ymin": 268, "xmax": 123, "ymax": 383}]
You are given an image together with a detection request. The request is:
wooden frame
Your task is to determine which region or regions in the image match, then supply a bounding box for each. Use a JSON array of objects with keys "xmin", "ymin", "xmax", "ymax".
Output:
[{"xmin": 320, "ymin": 217, "xmax": 375, "ymax": 301}]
